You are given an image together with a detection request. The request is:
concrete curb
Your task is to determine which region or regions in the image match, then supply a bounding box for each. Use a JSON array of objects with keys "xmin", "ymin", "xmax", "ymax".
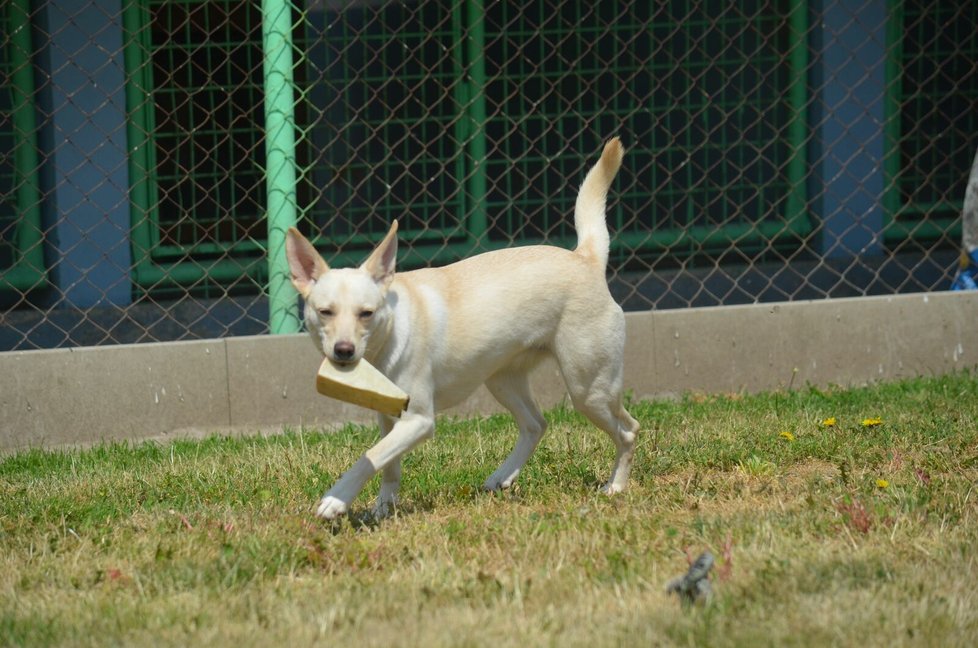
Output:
[{"xmin": 1, "ymin": 291, "xmax": 974, "ymax": 451}]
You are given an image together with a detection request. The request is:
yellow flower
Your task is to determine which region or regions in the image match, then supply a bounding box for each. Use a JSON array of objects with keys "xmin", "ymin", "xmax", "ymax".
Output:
[
  {"xmin": 779, "ymin": 431, "xmax": 795, "ymax": 442},
  {"xmin": 821, "ymin": 417, "xmax": 836, "ymax": 427},
  {"xmin": 862, "ymin": 417, "xmax": 883, "ymax": 427},
  {"xmin": 876, "ymin": 478, "xmax": 889, "ymax": 489}
]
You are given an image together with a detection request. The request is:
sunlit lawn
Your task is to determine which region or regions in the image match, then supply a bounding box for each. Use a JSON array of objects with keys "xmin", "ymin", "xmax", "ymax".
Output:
[{"xmin": 2, "ymin": 371, "xmax": 977, "ymax": 646}]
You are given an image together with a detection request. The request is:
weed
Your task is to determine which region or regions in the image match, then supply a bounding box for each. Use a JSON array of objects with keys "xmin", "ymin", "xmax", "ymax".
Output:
[
  {"xmin": 736, "ymin": 454, "xmax": 776, "ymax": 477},
  {"xmin": 836, "ymin": 497, "xmax": 873, "ymax": 534}
]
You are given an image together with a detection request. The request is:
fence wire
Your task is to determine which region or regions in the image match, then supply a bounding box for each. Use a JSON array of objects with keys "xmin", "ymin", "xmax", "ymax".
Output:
[{"xmin": 1, "ymin": 0, "xmax": 976, "ymax": 350}]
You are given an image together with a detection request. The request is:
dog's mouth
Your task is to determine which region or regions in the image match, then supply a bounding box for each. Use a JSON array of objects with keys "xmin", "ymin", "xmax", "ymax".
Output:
[
  {"xmin": 328, "ymin": 340, "xmax": 359, "ymax": 365},
  {"xmin": 327, "ymin": 350, "xmax": 360, "ymax": 366}
]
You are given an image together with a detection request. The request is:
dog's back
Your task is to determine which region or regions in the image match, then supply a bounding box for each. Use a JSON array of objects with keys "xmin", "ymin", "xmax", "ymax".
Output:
[{"xmin": 377, "ymin": 139, "xmax": 627, "ymax": 408}]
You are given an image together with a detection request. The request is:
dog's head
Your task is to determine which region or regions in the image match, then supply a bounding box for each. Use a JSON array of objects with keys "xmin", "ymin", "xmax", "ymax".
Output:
[{"xmin": 285, "ymin": 222, "xmax": 398, "ymax": 364}]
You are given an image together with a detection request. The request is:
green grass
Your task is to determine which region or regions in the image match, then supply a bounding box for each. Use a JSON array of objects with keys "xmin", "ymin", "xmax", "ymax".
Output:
[{"xmin": 2, "ymin": 372, "xmax": 978, "ymax": 646}]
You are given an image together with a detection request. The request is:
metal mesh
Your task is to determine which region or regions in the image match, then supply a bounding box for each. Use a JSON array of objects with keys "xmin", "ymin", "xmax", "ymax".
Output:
[{"xmin": 1, "ymin": 0, "xmax": 977, "ymax": 350}]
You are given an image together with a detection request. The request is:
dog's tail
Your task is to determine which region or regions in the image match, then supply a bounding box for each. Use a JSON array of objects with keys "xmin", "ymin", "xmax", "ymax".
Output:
[{"xmin": 574, "ymin": 137, "xmax": 624, "ymax": 269}]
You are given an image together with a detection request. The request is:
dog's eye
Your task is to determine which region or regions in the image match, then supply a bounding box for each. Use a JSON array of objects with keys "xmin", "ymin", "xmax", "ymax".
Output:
[
  {"xmin": 359, "ymin": 309, "xmax": 374, "ymax": 319},
  {"xmin": 318, "ymin": 308, "xmax": 333, "ymax": 317}
]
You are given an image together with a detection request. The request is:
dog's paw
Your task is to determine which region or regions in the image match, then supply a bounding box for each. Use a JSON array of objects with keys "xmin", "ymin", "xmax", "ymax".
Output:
[
  {"xmin": 372, "ymin": 497, "xmax": 397, "ymax": 520},
  {"xmin": 483, "ymin": 470, "xmax": 519, "ymax": 492},
  {"xmin": 483, "ymin": 477, "xmax": 513, "ymax": 492},
  {"xmin": 600, "ymin": 482, "xmax": 624, "ymax": 496},
  {"xmin": 316, "ymin": 495, "xmax": 349, "ymax": 520}
]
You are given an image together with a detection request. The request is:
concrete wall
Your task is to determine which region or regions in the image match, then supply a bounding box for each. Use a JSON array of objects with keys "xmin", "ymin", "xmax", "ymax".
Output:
[{"xmin": 1, "ymin": 291, "xmax": 975, "ymax": 451}]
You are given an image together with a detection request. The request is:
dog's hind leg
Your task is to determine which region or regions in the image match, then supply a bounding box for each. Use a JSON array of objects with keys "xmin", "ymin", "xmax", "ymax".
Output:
[
  {"xmin": 579, "ymin": 396, "xmax": 639, "ymax": 495},
  {"xmin": 555, "ymin": 313, "xmax": 639, "ymax": 495},
  {"xmin": 483, "ymin": 368, "xmax": 548, "ymax": 491}
]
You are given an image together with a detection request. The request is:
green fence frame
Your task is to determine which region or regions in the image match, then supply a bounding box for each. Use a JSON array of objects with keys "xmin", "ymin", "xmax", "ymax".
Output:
[
  {"xmin": 0, "ymin": 0, "xmax": 45, "ymax": 293},
  {"xmin": 295, "ymin": 0, "xmax": 811, "ymax": 266},
  {"xmin": 120, "ymin": 0, "xmax": 811, "ymax": 304},
  {"xmin": 123, "ymin": 0, "xmax": 269, "ymax": 292},
  {"xmin": 468, "ymin": 1, "xmax": 811, "ymax": 258},
  {"xmin": 883, "ymin": 0, "xmax": 978, "ymax": 243},
  {"xmin": 293, "ymin": 0, "xmax": 475, "ymax": 266},
  {"xmin": 607, "ymin": 1, "xmax": 810, "ymax": 258}
]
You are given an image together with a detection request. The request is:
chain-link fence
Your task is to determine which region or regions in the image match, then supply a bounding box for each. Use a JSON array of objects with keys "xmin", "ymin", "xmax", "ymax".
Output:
[{"xmin": 1, "ymin": 0, "xmax": 976, "ymax": 351}]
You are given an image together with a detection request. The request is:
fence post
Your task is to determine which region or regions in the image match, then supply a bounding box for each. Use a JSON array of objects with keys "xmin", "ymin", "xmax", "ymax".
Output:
[
  {"xmin": 5, "ymin": 0, "xmax": 44, "ymax": 292},
  {"xmin": 465, "ymin": 0, "xmax": 488, "ymax": 249},
  {"xmin": 262, "ymin": 0, "xmax": 301, "ymax": 334}
]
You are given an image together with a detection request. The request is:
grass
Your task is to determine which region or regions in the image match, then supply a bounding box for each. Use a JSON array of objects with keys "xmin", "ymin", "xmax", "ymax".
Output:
[{"xmin": 2, "ymin": 371, "xmax": 978, "ymax": 646}]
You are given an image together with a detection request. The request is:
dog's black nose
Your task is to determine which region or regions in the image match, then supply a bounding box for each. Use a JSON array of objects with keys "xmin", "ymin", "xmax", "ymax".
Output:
[{"xmin": 333, "ymin": 341, "xmax": 355, "ymax": 362}]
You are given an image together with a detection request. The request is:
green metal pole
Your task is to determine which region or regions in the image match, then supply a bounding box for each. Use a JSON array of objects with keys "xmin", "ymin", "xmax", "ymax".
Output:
[
  {"xmin": 8, "ymin": 0, "xmax": 45, "ymax": 290},
  {"xmin": 122, "ymin": 0, "xmax": 160, "ymax": 285},
  {"xmin": 262, "ymin": 0, "xmax": 300, "ymax": 334},
  {"xmin": 881, "ymin": 0, "xmax": 903, "ymax": 231},
  {"xmin": 465, "ymin": 0, "xmax": 488, "ymax": 251},
  {"xmin": 785, "ymin": 0, "xmax": 809, "ymax": 231}
]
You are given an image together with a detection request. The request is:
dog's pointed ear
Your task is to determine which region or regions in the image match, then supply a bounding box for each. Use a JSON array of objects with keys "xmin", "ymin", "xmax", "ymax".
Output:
[
  {"xmin": 285, "ymin": 227, "xmax": 329, "ymax": 298},
  {"xmin": 361, "ymin": 220, "xmax": 398, "ymax": 289}
]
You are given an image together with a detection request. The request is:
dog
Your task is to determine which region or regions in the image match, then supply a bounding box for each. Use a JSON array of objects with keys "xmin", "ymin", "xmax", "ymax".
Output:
[{"xmin": 286, "ymin": 138, "xmax": 639, "ymax": 520}]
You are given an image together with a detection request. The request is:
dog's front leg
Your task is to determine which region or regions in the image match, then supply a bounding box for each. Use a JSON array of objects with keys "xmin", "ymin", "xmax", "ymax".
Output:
[
  {"xmin": 373, "ymin": 414, "xmax": 401, "ymax": 519},
  {"xmin": 316, "ymin": 411, "xmax": 434, "ymax": 520}
]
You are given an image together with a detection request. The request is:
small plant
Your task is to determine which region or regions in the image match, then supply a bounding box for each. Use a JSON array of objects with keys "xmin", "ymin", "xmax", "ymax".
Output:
[
  {"xmin": 737, "ymin": 454, "xmax": 776, "ymax": 477},
  {"xmin": 836, "ymin": 497, "xmax": 873, "ymax": 534}
]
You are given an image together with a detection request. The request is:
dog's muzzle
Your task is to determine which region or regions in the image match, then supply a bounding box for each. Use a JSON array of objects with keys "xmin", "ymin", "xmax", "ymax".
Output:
[{"xmin": 333, "ymin": 340, "xmax": 356, "ymax": 363}]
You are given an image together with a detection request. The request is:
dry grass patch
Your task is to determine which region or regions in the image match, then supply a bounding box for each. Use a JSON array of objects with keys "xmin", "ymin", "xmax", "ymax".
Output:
[{"xmin": 2, "ymin": 371, "xmax": 978, "ymax": 646}]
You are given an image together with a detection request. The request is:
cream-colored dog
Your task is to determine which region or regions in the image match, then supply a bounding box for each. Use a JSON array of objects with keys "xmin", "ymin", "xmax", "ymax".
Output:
[{"xmin": 286, "ymin": 138, "xmax": 639, "ymax": 520}]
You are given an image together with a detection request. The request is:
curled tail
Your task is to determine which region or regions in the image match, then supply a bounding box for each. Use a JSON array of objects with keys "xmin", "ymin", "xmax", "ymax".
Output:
[{"xmin": 574, "ymin": 137, "xmax": 625, "ymax": 268}]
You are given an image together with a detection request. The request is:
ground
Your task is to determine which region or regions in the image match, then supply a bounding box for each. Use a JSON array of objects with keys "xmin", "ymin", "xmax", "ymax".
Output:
[{"xmin": 2, "ymin": 371, "xmax": 977, "ymax": 646}]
